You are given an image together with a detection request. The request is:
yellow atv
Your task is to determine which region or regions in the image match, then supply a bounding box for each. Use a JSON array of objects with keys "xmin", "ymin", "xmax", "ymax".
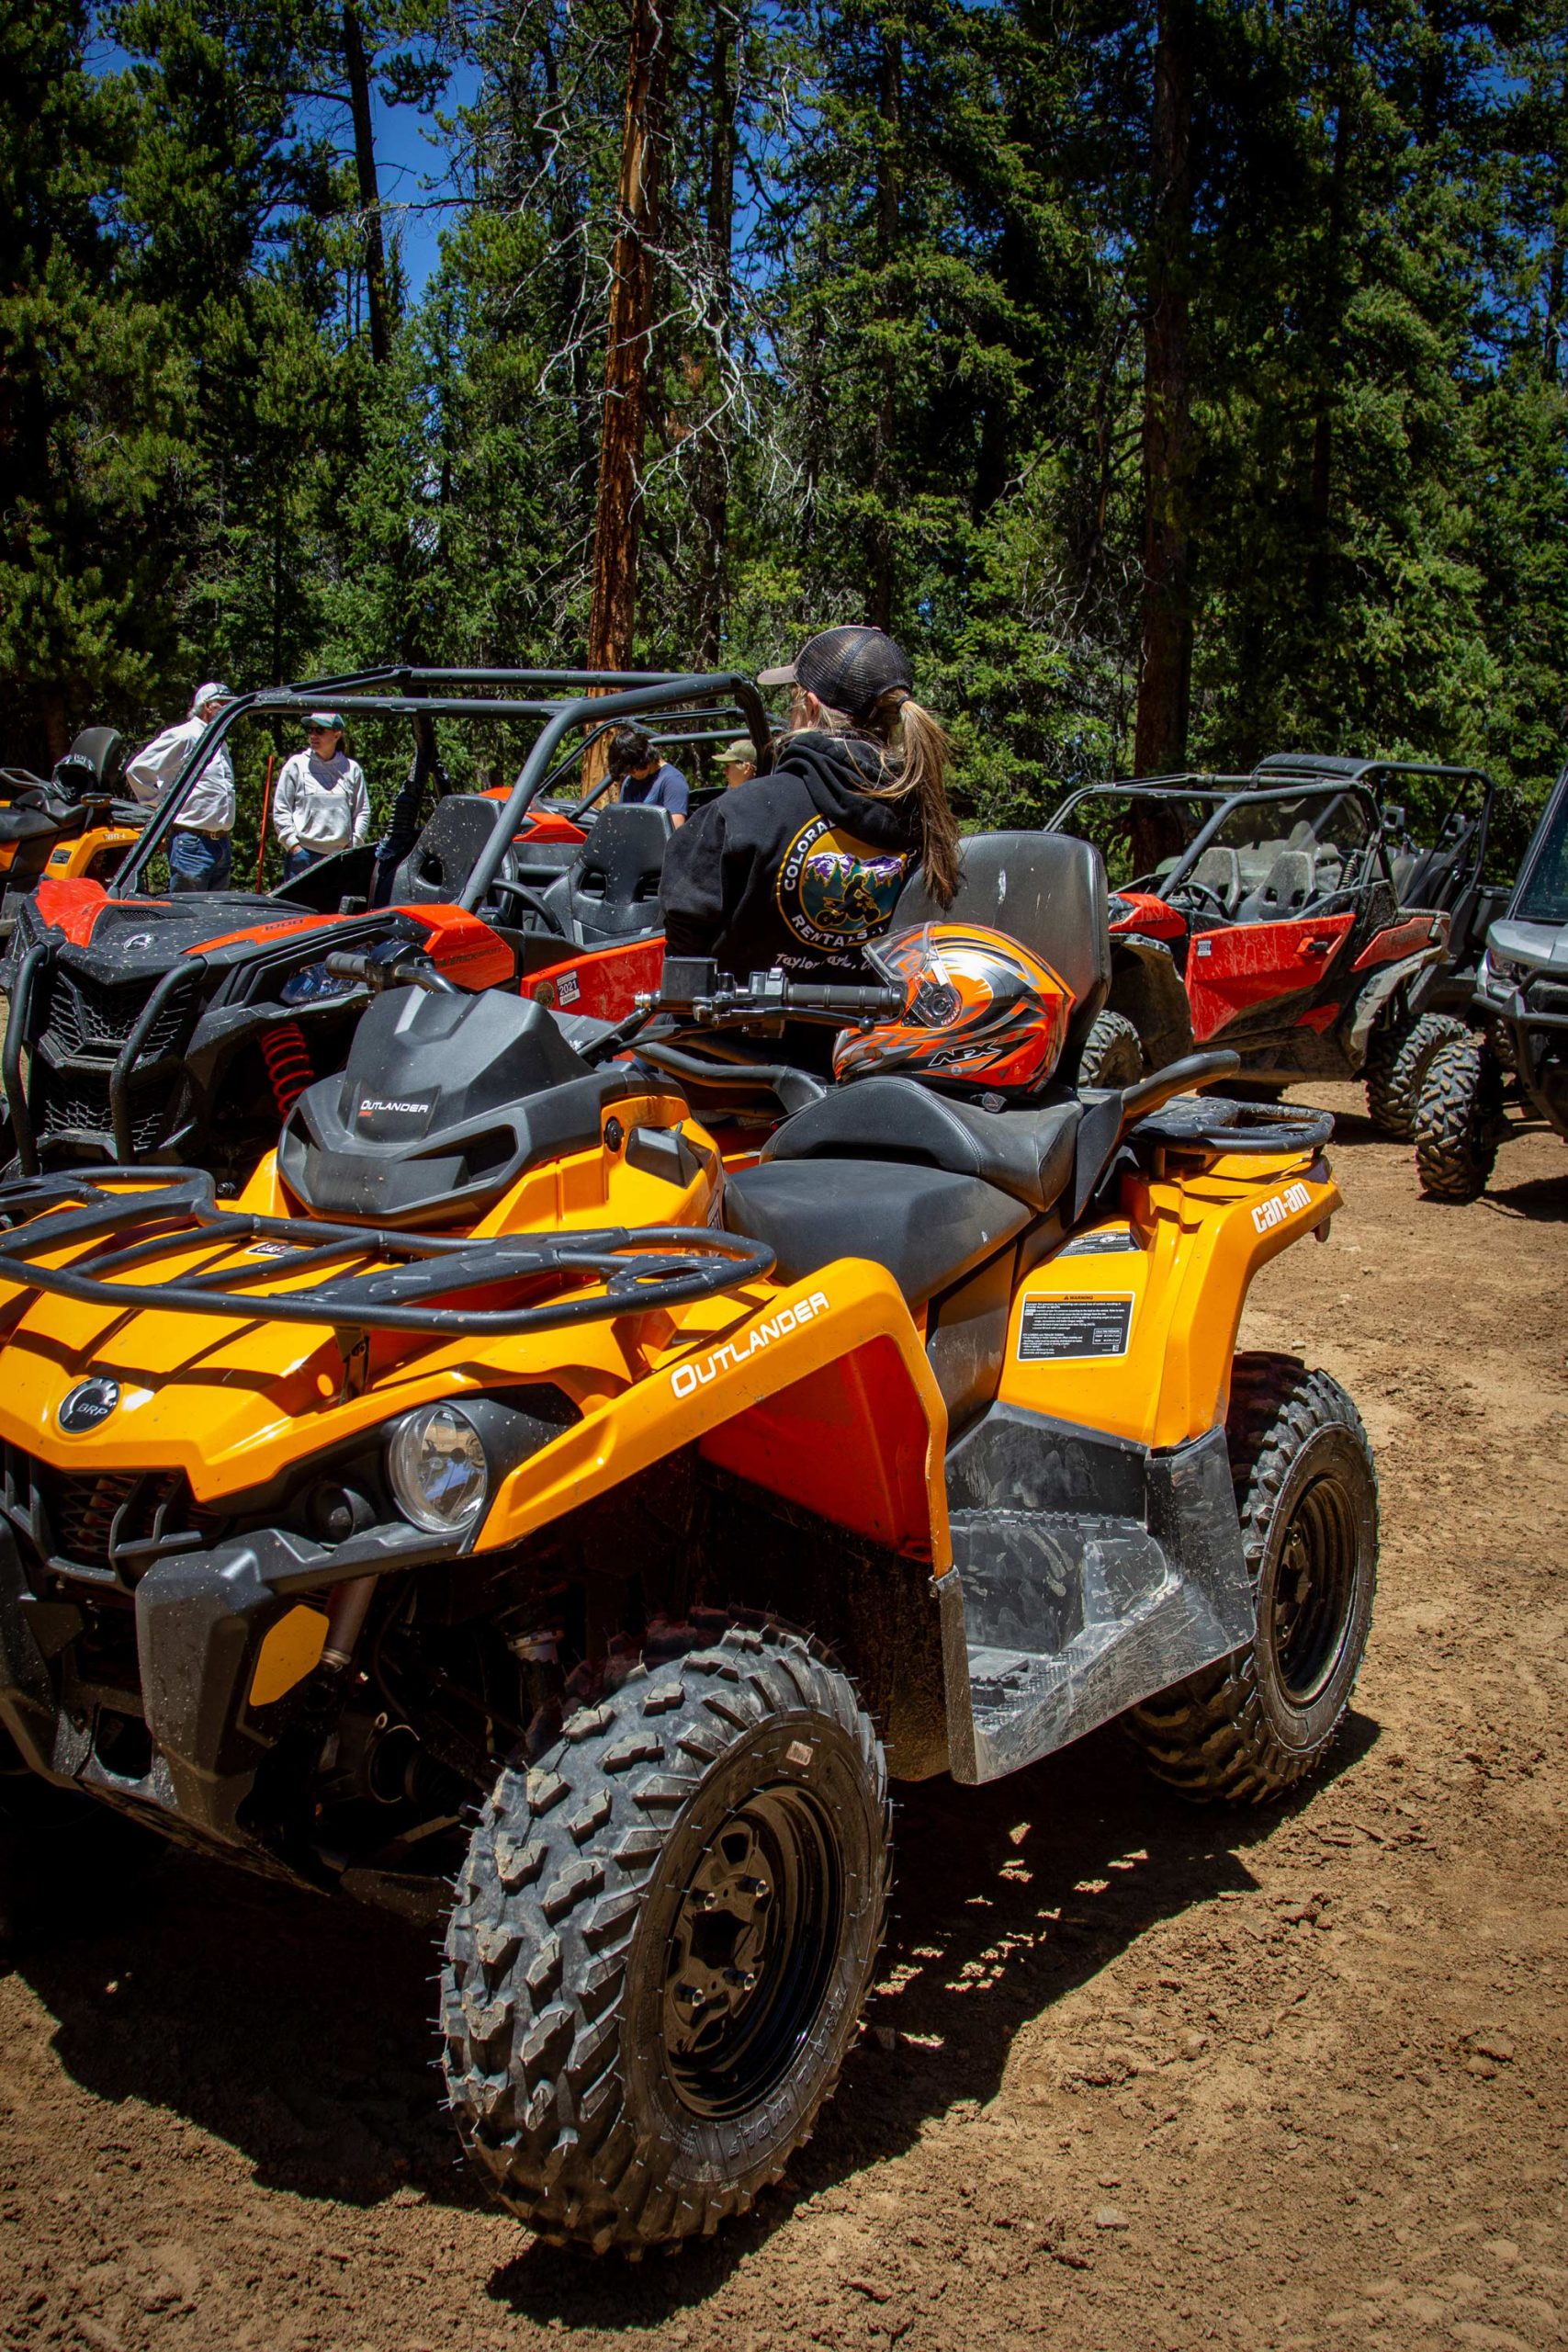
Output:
[{"xmin": 0, "ymin": 834, "xmax": 1375, "ymax": 2250}]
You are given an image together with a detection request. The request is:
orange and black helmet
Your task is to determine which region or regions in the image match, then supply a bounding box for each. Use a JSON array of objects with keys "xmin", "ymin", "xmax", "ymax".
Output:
[{"xmin": 833, "ymin": 923, "xmax": 1075, "ymax": 1098}]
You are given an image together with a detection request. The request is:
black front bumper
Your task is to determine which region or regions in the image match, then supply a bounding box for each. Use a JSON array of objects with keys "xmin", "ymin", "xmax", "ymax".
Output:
[{"xmin": 0, "ymin": 1518, "xmax": 442, "ymax": 1858}]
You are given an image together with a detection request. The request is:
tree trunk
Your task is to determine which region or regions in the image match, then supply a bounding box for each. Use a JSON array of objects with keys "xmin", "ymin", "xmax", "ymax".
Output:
[
  {"xmin": 1307, "ymin": 2, "xmax": 1359, "ymax": 622},
  {"xmin": 694, "ymin": 6, "xmax": 739, "ymax": 665},
  {"xmin": 343, "ymin": 4, "xmax": 391, "ymax": 367},
  {"xmin": 586, "ymin": 0, "xmax": 669, "ymax": 678},
  {"xmin": 868, "ymin": 22, "xmax": 901, "ymax": 633},
  {"xmin": 1134, "ymin": 0, "xmax": 1196, "ymax": 777}
]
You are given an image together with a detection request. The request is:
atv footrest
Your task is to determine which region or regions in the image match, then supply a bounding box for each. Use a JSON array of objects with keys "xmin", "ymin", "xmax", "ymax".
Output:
[{"xmin": 939, "ymin": 1409, "xmax": 1251, "ymax": 1783}]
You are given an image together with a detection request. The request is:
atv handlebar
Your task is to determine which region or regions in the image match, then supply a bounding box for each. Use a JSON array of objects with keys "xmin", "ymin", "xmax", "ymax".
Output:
[{"xmin": 648, "ymin": 958, "xmax": 904, "ymax": 1028}]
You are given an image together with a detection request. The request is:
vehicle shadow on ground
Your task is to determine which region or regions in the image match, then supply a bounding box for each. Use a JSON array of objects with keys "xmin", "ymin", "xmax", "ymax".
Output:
[
  {"xmin": 9, "ymin": 1711, "xmax": 1379, "ymax": 2306},
  {"xmin": 1483, "ymin": 1169, "xmax": 1568, "ymax": 1222}
]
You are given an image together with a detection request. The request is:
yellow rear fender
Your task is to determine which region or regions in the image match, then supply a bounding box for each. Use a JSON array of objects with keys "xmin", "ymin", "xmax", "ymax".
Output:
[{"xmin": 1000, "ymin": 1147, "xmax": 1338, "ymax": 1450}]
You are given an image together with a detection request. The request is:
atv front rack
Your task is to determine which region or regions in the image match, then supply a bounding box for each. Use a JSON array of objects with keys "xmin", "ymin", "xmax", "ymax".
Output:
[{"xmin": 0, "ymin": 1170, "xmax": 774, "ymax": 1338}]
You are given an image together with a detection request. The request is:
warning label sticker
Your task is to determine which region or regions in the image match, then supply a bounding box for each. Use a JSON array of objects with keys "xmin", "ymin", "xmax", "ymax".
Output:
[
  {"xmin": 1018, "ymin": 1295, "xmax": 1134, "ymax": 1362},
  {"xmin": 1058, "ymin": 1227, "xmax": 1140, "ymax": 1257}
]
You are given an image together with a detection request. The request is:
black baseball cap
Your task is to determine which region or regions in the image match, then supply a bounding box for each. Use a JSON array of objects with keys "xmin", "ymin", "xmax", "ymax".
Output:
[{"xmin": 758, "ymin": 626, "xmax": 914, "ymax": 720}]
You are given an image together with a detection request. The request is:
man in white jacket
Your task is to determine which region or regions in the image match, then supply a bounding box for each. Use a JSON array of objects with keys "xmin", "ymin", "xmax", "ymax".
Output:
[
  {"xmin": 272, "ymin": 713, "xmax": 371, "ymax": 881},
  {"xmin": 124, "ymin": 681, "xmax": 237, "ymax": 892}
]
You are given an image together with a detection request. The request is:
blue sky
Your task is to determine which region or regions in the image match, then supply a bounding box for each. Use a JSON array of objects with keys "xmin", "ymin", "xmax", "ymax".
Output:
[{"xmin": 87, "ymin": 28, "xmax": 478, "ymax": 300}]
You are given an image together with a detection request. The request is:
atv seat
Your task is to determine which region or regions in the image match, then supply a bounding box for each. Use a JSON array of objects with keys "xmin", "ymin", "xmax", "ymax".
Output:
[
  {"xmin": 893, "ymin": 831, "xmax": 1110, "ymax": 1067},
  {"xmin": 539, "ymin": 806, "xmax": 671, "ymax": 944},
  {"xmin": 0, "ymin": 807, "xmax": 60, "ymax": 845},
  {"xmin": 759, "ymin": 1075, "xmax": 1080, "ymax": 1216},
  {"xmin": 722, "ymin": 1159, "xmax": 1031, "ymax": 1306}
]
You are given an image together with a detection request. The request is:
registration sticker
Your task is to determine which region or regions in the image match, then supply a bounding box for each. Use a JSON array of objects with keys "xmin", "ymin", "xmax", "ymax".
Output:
[
  {"xmin": 558, "ymin": 968, "xmax": 581, "ymax": 1005},
  {"xmin": 1018, "ymin": 1295, "xmax": 1134, "ymax": 1362}
]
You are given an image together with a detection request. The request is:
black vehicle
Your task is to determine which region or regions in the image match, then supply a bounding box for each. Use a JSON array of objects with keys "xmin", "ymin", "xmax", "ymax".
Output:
[
  {"xmin": 1413, "ymin": 760, "xmax": 1568, "ymax": 1198},
  {"xmin": 0, "ymin": 669, "xmax": 766, "ymax": 1190},
  {"xmin": 1046, "ymin": 751, "xmax": 1509, "ymax": 1134}
]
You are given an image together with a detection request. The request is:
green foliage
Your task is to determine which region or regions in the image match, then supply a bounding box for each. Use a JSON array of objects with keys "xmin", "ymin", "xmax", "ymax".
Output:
[{"xmin": 2, "ymin": 0, "xmax": 1564, "ymax": 843}]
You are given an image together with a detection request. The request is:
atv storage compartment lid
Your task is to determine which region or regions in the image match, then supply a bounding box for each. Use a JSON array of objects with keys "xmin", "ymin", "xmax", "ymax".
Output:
[{"xmin": 277, "ymin": 985, "xmax": 644, "ymax": 1226}]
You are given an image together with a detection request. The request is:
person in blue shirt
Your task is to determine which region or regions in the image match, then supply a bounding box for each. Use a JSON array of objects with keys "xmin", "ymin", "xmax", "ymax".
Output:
[{"xmin": 609, "ymin": 726, "xmax": 688, "ymax": 823}]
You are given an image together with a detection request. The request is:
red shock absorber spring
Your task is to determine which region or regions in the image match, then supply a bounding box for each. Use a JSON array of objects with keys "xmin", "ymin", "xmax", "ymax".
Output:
[{"xmin": 260, "ymin": 1022, "xmax": 314, "ymax": 1118}]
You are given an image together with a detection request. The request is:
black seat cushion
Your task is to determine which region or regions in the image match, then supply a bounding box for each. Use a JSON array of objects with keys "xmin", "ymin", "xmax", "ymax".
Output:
[
  {"xmin": 392, "ymin": 797, "xmax": 503, "ymax": 903},
  {"xmin": 761, "ymin": 1075, "xmax": 1079, "ymax": 1216},
  {"xmin": 722, "ymin": 1159, "xmax": 1030, "ymax": 1304},
  {"xmin": 893, "ymin": 831, "xmax": 1110, "ymax": 1064},
  {"xmin": 541, "ymin": 804, "xmax": 671, "ymax": 944}
]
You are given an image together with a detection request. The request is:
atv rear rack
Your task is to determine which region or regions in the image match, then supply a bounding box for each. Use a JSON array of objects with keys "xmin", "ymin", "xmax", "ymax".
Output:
[{"xmin": 0, "ymin": 1169, "xmax": 773, "ymax": 1338}]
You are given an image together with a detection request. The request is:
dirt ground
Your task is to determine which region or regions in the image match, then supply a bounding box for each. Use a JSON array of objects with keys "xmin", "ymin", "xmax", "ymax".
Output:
[{"xmin": 1, "ymin": 1085, "xmax": 1564, "ymax": 2352}]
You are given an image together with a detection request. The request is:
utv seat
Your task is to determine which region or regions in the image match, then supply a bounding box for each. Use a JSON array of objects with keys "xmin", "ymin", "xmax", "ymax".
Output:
[
  {"xmin": 722, "ymin": 1159, "xmax": 1031, "ymax": 1305},
  {"xmin": 392, "ymin": 796, "xmax": 504, "ymax": 903},
  {"xmin": 391, "ymin": 797, "xmax": 581, "ymax": 917},
  {"xmin": 1187, "ymin": 844, "xmax": 1242, "ymax": 912},
  {"xmin": 1235, "ymin": 847, "xmax": 1315, "ymax": 922},
  {"xmin": 539, "ymin": 805, "xmax": 671, "ymax": 944},
  {"xmin": 893, "ymin": 830, "xmax": 1110, "ymax": 1069}
]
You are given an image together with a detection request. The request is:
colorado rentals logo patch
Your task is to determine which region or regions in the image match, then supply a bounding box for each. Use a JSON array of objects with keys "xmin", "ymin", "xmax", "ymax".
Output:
[
  {"xmin": 671, "ymin": 1291, "xmax": 830, "ymax": 1399},
  {"xmin": 1251, "ymin": 1181, "xmax": 1313, "ymax": 1235}
]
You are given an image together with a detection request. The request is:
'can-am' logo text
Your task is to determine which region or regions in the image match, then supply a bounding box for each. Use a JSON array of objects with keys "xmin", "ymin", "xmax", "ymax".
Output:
[
  {"xmin": 1251, "ymin": 1182, "xmax": 1313, "ymax": 1234},
  {"xmin": 671, "ymin": 1291, "xmax": 830, "ymax": 1398}
]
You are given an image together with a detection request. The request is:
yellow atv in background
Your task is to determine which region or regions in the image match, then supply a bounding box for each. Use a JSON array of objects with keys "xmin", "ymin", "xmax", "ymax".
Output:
[
  {"xmin": 0, "ymin": 729, "xmax": 143, "ymax": 936},
  {"xmin": 0, "ymin": 834, "xmax": 1376, "ymax": 2252}
]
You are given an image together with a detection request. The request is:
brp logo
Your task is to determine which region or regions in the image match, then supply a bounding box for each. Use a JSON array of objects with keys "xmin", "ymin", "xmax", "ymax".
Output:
[
  {"xmin": 121, "ymin": 933, "xmax": 153, "ymax": 951},
  {"xmin": 57, "ymin": 1377, "xmax": 120, "ymax": 1434}
]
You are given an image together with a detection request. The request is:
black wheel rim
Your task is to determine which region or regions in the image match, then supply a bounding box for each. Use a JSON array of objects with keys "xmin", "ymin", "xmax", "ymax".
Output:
[
  {"xmin": 662, "ymin": 1781, "xmax": 843, "ymax": 2121},
  {"xmin": 1272, "ymin": 1467, "xmax": 1360, "ymax": 1707}
]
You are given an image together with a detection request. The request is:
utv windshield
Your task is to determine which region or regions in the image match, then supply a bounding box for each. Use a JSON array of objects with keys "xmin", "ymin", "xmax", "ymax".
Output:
[{"xmin": 1514, "ymin": 785, "xmax": 1568, "ymax": 925}]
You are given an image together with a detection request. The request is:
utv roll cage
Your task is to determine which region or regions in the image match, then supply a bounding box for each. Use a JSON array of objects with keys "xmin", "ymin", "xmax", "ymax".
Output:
[
  {"xmin": 114, "ymin": 665, "xmax": 774, "ymax": 902},
  {"xmin": 1047, "ymin": 751, "xmax": 1499, "ymax": 909}
]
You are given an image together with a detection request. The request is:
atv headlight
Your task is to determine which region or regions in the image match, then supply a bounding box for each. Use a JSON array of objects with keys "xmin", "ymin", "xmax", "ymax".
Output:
[
  {"xmin": 1482, "ymin": 951, "xmax": 1527, "ymax": 993},
  {"xmin": 386, "ymin": 1403, "xmax": 489, "ymax": 1535}
]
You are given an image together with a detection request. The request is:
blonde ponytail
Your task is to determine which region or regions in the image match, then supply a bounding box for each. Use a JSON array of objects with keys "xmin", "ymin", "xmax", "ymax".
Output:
[{"xmin": 783, "ymin": 684, "xmax": 961, "ymax": 907}]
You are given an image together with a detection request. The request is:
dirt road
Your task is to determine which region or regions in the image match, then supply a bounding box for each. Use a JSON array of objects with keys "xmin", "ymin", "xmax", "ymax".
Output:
[{"xmin": 2, "ymin": 1089, "xmax": 1565, "ymax": 2352}]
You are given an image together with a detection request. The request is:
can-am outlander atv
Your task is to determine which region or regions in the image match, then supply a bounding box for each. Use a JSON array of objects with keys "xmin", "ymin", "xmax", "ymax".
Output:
[
  {"xmin": 0, "ymin": 831, "xmax": 1376, "ymax": 2251},
  {"xmin": 1048, "ymin": 752, "xmax": 1508, "ymax": 1134},
  {"xmin": 1413, "ymin": 757, "xmax": 1568, "ymax": 1198},
  {"xmin": 1, "ymin": 670, "xmax": 764, "ymax": 1187}
]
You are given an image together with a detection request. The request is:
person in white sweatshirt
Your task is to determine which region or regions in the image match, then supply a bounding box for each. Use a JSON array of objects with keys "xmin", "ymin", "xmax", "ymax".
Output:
[
  {"xmin": 272, "ymin": 713, "xmax": 371, "ymax": 880},
  {"xmin": 125, "ymin": 680, "xmax": 237, "ymax": 891}
]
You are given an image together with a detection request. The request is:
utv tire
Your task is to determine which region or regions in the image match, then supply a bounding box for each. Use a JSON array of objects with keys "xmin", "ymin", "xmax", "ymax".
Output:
[
  {"xmin": 442, "ymin": 1623, "xmax": 889, "ymax": 2253},
  {"xmin": 1364, "ymin": 1011, "xmax": 1467, "ymax": 1138},
  {"xmin": 1126, "ymin": 1353, "xmax": 1377, "ymax": 1803},
  {"xmin": 1075, "ymin": 1009, "xmax": 1144, "ymax": 1088},
  {"xmin": 1414, "ymin": 1034, "xmax": 1502, "ymax": 1202}
]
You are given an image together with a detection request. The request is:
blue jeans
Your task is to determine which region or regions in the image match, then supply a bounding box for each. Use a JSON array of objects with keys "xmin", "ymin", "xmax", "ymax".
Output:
[
  {"xmin": 169, "ymin": 830, "xmax": 231, "ymax": 892},
  {"xmin": 282, "ymin": 847, "xmax": 320, "ymax": 882}
]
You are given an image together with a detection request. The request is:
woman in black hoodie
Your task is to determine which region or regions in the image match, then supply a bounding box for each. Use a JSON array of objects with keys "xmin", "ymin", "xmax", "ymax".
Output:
[{"xmin": 660, "ymin": 625, "xmax": 959, "ymax": 981}]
